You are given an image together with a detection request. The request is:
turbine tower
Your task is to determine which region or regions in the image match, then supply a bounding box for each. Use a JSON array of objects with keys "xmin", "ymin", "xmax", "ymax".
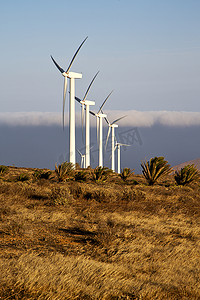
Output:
[
  {"xmin": 105, "ymin": 115, "xmax": 126, "ymax": 172},
  {"xmin": 114, "ymin": 140, "xmax": 130, "ymax": 173},
  {"xmin": 51, "ymin": 36, "xmax": 88, "ymax": 165},
  {"xmin": 76, "ymin": 149, "xmax": 86, "ymax": 169},
  {"xmin": 89, "ymin": 91, "xmax": 113, "ymax": 167},
  {"xmin": 75, "ymin": 72, "xmax": 99, "ymax": 167}
]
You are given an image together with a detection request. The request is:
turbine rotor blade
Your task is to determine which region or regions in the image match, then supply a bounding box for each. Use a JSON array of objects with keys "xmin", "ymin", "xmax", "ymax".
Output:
[
  {"xmin": 83, "ymin": 71, "xmax": 99, "ymax": 101},
  {"xmin": 97, "ymin": 90, "xmax": 113, "ymax": 114},
  {"xmin": 111, "ymin": 115, "xmax": 127, "ymax": 125},
  {"xmin": 89, "ymin": 110, "xmax": 96, "ymax": 116},
  {"xmin": 63, "ymin": 77, "xmax": 68, "ymax": 129},
  {"xmin": 51, "ymin": 56, "xmax": 65, "ymax": 73},
  {"xmin": 66, "ymin": 36, "xmax": 88, "ymax": 73},
  {"xmin": 77, "ymin": 149, "xmax": 83, "ymax": 157},
  {"xmin": 120, "ymin": 143, "xmax": 131, "ymax": 147},
  {"xmin": 75, "ymin": 96, "xmax": 82, "ymax": 103},
  {"xmin": 105, "ymin": 126, "xmax": 111, "ymax": 150}
]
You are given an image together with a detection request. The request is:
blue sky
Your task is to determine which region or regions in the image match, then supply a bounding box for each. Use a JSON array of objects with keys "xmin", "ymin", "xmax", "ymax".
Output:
[{"xmin": 1, "ymin": 0, "xmax": 200, "ymax": 113}]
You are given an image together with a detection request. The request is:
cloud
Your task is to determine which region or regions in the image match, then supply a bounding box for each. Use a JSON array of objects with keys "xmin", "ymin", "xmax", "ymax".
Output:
[{"xmin": 0, "ymin": 111, "xmax": 200, "ymax": 127}]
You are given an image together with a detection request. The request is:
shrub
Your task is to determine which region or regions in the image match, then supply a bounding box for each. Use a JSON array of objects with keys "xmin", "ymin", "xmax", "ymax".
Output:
[
  {"xmin": 91, "ymin": 167, "xmax": 112, "ymax": 183},
  {"xmin": 55, "ymin": 162, "xmax": 74, "ymax": 182},
  {"xmin": 141, "ymin": 156, "xmax": 172, "ymax": 185},
  {"xmin": 33, "ymin": 169, "xmax": 52, "ymax": 180},
  {"xmin": 0, "ymin": 165, "xmax": 9, "ymax": 175},
  {"xmin": 16, "ymin": 173, "xmax": 30, "ymax": 182},
  {"xmin": 120, "ymin": 168, "xmax": 134, "ymax": 182},
  {"xmin": 174, "ymin": 164, "xmax": 199, "ymax": 186},
  {"xmin": 74, "ymin": 170, "xmax": 87, "ymax": 182},
  {"xmin": 50, "ymin": 187, "xmax": 72, "ymax": 205}
]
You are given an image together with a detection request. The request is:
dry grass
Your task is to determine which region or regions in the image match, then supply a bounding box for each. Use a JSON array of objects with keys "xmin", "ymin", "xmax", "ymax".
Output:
[{"xmin": 0, "ymin": 167, "xmax": 200, "ymax": 299}]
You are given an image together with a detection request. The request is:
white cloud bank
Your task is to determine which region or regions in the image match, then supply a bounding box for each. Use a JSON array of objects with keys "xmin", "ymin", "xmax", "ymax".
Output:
[{"xmin": 0, "ymin": 111, "xmax": 200, "ymax": 127}]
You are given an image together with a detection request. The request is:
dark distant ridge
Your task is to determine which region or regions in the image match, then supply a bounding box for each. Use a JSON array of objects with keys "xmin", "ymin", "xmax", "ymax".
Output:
[{"xmin": 173, "ymin": 158, "xmax": 200, "ymax": 171}]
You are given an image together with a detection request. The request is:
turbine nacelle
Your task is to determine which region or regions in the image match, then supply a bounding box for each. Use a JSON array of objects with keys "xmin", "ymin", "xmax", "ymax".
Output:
[
  {"xmin": 96, "ymin": 113, "xmax": 107, "ymax": 118},
  {"xmin": 67, "ymin": 72, "xmax": 82, "ymax": 79},
  {"xmin": 110, "ymin": 124, "xmax": 118, "ymax": 128},
  {"xmin": 80, "ymin": 100, "xmax": 95, "ymax": 106}
]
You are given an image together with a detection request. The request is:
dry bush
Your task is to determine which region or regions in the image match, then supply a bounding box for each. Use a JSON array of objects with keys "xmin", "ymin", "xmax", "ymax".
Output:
[{"xmin": 50, "ymin": 186, "xmax": 73, "ymax": 206}]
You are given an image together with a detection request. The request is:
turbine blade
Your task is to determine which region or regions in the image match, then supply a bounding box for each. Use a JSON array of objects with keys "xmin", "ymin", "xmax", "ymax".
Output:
[
  {"xmin": 89, "ymin": 110, "xmax": 96, "ymax": 116},
  {"xmin": 112, "ymin": 115, "xmax": 127, "ymax": 125},
  {"xmin": 83, "ymin": 71, "xmax": 99, "ymax": 101},
  {"xmin": 114, "ymin": 135, "xmax": 117, "ymax": 144},
  {"xmin": 66, "ymin": 36, "xmax": 88, "ymax": 73},
  {"xmin": 97, "ymin": 90, "xmax": 113, "ymax": 114},
  {"xmin": 51, "ymin": 56, "xmax": 65, "ymax": 73},
  {"xmin": 104, "ymin": 115, "xmax": 110, "ymax": 125},
  {"xmin": 120, "ymin": 144, "xmax": 131, "ymax": 147},
  {"xmin": 76, "ymin": 149, "xmax": 82, "ymax": 156},
  {"xmin": 75, "ymin": 96, "xmax": 82, "ymax": 103},
  {"xmin": 105, "ymin": 126, "xmax": 111, "ymax": 150},
  {"xmin": 63, "ymin": 77, "xmax": 68, "ymax": 129}
]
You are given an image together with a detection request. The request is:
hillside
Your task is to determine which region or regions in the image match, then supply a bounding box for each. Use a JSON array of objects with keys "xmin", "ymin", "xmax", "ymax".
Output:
[
  {"xmin": 173, "ymin": 157, "xmax": 200, "ymax": 171},
  {"xmin": 0, "ymin": 166, "xmax": 200, "ymax": 299}
]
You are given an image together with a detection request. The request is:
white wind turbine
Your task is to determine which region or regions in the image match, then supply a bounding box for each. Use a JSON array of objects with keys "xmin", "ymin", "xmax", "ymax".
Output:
[
  {"xmin": 89, "ymin": 91, "xmax": 113, "ymax": 167},
  {"xmin": 75, "ymin": 72, "xmax": 99, "ymax": 168},
  {"xmin": 105, "ymin": 115, "xmax": 126, "ymax": 172},
  {"xmin": 114, "ymin": 138, "xmax": 130, "ymax": 174},
  {"xmin": 76, "ymin": 149, "xmax": 86, "ymax": 169},
  {"xmin": 51, "ymin": 36, "xmax": 88, "ymax": 165}
]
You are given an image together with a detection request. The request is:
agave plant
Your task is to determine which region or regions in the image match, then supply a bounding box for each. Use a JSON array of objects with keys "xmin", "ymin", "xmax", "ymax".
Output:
[
  {"xmin": 174, "ymin": 164, "xmax": 199, "ymax": 186},
  {"xmin": 0, "ymin": 165, "xmax": 9, "ymax": 175},
  {"xmin": 55, "ymin": 162, "xmax": 74, "ymax": 182},
  {"xmin": 141, "ymin": 156, "xmax": 172, "ymax": 185},
  {"xmin": 91, "ymin": 166, "xmax": 112, "ymax": 183},
  {"xmin": 120, "ymin": 168, "xmax": 134, "ymax": 182},
  {"xmin": 33, "ymin": 169, "xmax": 52, "ymax": 180}
]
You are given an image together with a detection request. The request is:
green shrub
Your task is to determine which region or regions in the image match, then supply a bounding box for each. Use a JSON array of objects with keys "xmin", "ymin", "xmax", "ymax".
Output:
[
  {"xmin": 174, "ymin": 164, "xmax": 199, "ymax": 186},
  {"xmin": 120, "ymin": 168, "xmax": 134, "ymax": 182},
  {"xmin": 91, "ymin": 167, "xmax": 112, "ymax": 183},
  {"xmin": 33, "ymin": 169, "xmax": 52, "ymax": 180},
  {"xmin": 55, "ymin": 161, "xmax": 74, "ymax": 182},
  {"xmin": 16, "ymin": 173, "xmax": 30, "ymax": 182},
  {"xmin": 0, "ymin": 165, "xmax": 9, "ymax": 175},
  {"xmin": 74, "ymin": 170, "xmax": 87, "ymax": 182},
  {"xmin": 141, "ymin": 156, "xmax": 172, "ymax": 185}
]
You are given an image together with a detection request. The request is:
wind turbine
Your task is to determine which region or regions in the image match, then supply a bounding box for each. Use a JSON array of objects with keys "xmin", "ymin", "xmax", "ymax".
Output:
[
  {"xmin": 51, "ymin": 36, "xmax": 88, "ymax": 165},
  {"xmin": 89, "ymin": 91, "xmax": 113, "ymax": 167},
  {"xmin": 114, "ymin": 139, "xmax": 130, "ymax": 174},
  {"xmin": 75, "ymin": 72, "xmax": 99, "ymax": 168},
  {"xmin": 105, "ymin": 115, "xmax": 126, "ymax": 172},
  {"xmin": 76, "ymin": 149, "xmax": 86, "ymax": 169}
]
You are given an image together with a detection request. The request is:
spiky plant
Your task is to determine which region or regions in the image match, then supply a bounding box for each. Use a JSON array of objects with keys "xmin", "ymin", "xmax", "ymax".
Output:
[
  {"xmin": 74, "ymin": 170, "xmax": 87, "ymax": 182},
  {"xmin": 120, "ymin": 168, "xmax": 134, "ymax": 182},
  {"xmin": 55, "ymin": 162, "xmax": 74, "ymax": 182},
  {"xmin": 91, "ymin": 166, "xmax": 112, "ymax": 183},
  {"xmin": 33, "ymin": 169, "xmax": 52, "ymax": 180},
  {"xmin": 16, "ymin": 173, "xmax": 30, "ymax": 182},
  {"xmin": 141, "ymin": 156, "xmax": 172, "ymax": 185},
  {"xmin": 174, "ymin": 164, "xmax": 199, "ymax": 186},
  {"xmin": 0, "ymin": 165, "xmax": 9, "ymax": 175}
]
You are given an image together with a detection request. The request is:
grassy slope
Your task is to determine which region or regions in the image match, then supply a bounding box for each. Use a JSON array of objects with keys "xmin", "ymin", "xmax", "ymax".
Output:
[{"xmin": 0, "ymin": 167, "xmax": 200, "ymax": 299}]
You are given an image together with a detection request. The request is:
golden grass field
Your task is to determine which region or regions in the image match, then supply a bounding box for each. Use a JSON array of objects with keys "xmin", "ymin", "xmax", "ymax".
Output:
[{"xmin": 0, "ymin": 166, "xmax": 199, "ymax": 299}]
